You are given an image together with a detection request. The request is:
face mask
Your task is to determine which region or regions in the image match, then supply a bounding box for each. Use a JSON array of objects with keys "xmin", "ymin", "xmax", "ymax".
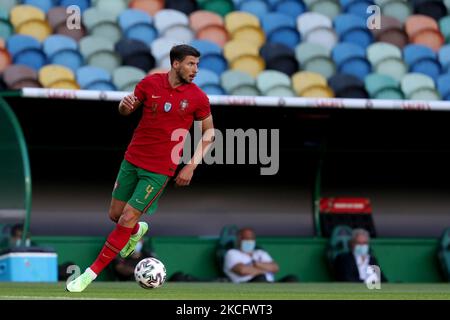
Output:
[
  {"xmin": 135, "ymin": 241, "xmax": 143, "ymax": 253},
  {"xmin": 354, "ymin": 244, "xmax": 369, "ymax": 256},
  {"xmin": 240, "ymin": 240, "xmax": 256, "ymax": 253}
]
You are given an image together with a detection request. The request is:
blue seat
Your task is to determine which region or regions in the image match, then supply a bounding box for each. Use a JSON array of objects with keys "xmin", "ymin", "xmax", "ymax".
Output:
[
  {"xmin": 273, "ymin": 0, "xmax": 306, "ymax": 19},
  {"xmin": 438, "ymin": 44, "xmax": 450, "ymax": 72},
  {"xmin": 332, "ymin": 42, "xmax": 366, "ymax": 66},
  {"xmin": 86, "ymin": 81, "xmax": 117, "ymax": 91},
  {"xmin": 437, "ymin": 73, "xmax": 450, "ymax": 100},
  {"xmin": 341, "ymin": 0, "xmax": 375, "ymax": 16},
  {"xmin": 261, "ymin": 12, "xmax": 300, "ymax": 49},
  {"xmin": 76, "ymin": 65, "xmax": 112, "ymax": 89},
  {"xmin": 125, "ymin": 25, "xmax": 158, "ymax": 46},
  {"xmin": 334, "ymin": 13, "xmax": 373, "ymax": 48},
  {"xmin": 51, "ymin": 51, "xmax": 84, "ymax": 72},
  {"xmin": 194, "ymin": 69, "xmax": 220, "ymax": 88},
  {"xmin": 7, "ymin": 35, "xmax": 46, "ymax": 71},
  {"xmin": 58, "ymin": 0, "xmax": 91, "ymax": 13},
  {"xmin": 202, "ymin": 84, "xmax": 226, "ymax": 95},
  {"xmin": 118, "ymin": 9, "xmax": 153, "ymax": 32},
  {"xmin": 404, "ymin": 44, "xmax": 441, "ymax": 81},
  {"xmin": 43, "ymin": 35, "xmax": 78, "ymax": 58},
  {"xmin": 190, "ymin": 40, "xmax": 222, "ymax": 56},
  {"xmin": 24, "ymin": 0, "xmax": 54, "ymax": 13},
  {"xmin": 237, "ymin": 0, "xmax": 270, "ymax": 19},
  {"xmin": 190, "ymin": 40, "xmax": 228, "ymax": 75}
]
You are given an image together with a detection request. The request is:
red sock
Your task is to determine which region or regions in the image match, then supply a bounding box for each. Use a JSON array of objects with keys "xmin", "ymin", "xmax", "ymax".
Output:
[
  {"xmin": 131, "ymin": 223, "xmax": 139, "ymax": 235},
  {"xmin": 90, "ymin": 224, "xmax": 133, "ymax": 275}
]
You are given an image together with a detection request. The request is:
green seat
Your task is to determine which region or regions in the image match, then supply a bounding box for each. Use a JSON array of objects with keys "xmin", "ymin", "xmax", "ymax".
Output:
[
  {"xmin": 438, "ymin": 227, "xmax": 450, "ymax": 281},
  {"xmin": 367, "ymin": 42, "xmax": 402, "ymax": 66},
  {"xmin": 199, "ymin": 0, "xmax": 234, "ymax": 17},
  {"xmin": 220, "ymin": 69, "xmax": 256, "ymax": 94},
  {"xmin": 305, "ymin": 0, "xmax": 341, "ymax": 19},
  {"xmin": 83, "ymin": 7, "xmax": 122, "ymax": 43},
  {"xmin": 256, "ymin": 70, "xmax": 291, "ymax": 95},
  {"xmin": 401, "ymin": 73, "xmax": 439, "ymax": 99},
  {"xmin": 304, "ymin": 57, "xmax": 336, "ymax": 79},
  {"xmin": 112, "ymin": 66, "xmax": 146, "ymax": 92},
  {"xmin": 377, "ymin": 0, "xmax": 412, "ymax": 23},
  {"xmin": 295, "ymin": 42, "xmax": 334, "ymax": 78},
  {"xmin": 96, "ymin": 0, "xmax": 127, "ymax": 19},
  {"xmin": 365, "ymin": 73, "xmax": 399, "ymax": 97},
  {"xmin": 265, "ymin": 86, "xmax": 296, "ymax": 97},
  {"xmin": 375, "ymin": 88, "xmax": 404, "ymax": 99},
  {"xmin": 0, "ymin": 0, "xmax": 18, "ymax": 12},
  {"xmin": 326, "ymin": 225, "xmax": 353, "ymax": 275},
  {"xmin": 439, "ymin": 16, "xmax": 450, "ymax": 43},
  {"xmin": 375, "ymin": 58, "xmax": 408, "ymax": 82},
  {"xmin": 79, "ymin": 36, "xmax": 121, "ymax": 73},
  {"xmin": 446, "ymin": 0, "xmax": 450, "ymax": 12},
  {"xmin": 215, "ymin": 224, "xmax": 238, "ymax": 275},
  {"xmin": 230, "ymin": 86, "xmax": 260, "ymax": 96},
  {"xmin": 0, "ymin": 17, "xmax": 13, "ymax": 40}
]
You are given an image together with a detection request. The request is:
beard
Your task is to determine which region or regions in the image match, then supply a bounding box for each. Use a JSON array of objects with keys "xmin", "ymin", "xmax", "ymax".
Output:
[{"xmin": 176, "ymin": 69, "xmax": 190, "ymax": 84}]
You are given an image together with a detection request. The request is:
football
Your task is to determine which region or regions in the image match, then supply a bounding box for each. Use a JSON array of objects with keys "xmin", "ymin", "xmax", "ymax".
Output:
[{"xmin": 134, "ymin": 257, "xmax": 167, "ymax": 289}]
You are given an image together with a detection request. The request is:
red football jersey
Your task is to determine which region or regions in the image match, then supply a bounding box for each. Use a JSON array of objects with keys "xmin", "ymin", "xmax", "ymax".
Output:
[{"xmin": 125, "ymin": 73, "xmax": 211, "ymax": 176}]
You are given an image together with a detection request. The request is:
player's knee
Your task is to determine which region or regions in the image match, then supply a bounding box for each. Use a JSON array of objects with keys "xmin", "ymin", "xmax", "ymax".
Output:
[
  {"xmin": 120, "ymin": 207, "xmax": 141, "ymax": 225},
  {"xmin": 108, "ymin": 209, "xmax": 120, "ymax": 223}
]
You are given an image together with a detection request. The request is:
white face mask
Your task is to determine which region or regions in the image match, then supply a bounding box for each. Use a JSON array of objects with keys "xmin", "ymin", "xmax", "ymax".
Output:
[{"xmin": 240, "ymin": 240, "xmax": 256, "ymax": 253}]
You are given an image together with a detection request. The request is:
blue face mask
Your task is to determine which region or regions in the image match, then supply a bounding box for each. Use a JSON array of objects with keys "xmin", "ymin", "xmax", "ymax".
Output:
[
  {"xmin": 354, "ymin": 244, "xmax": 369, "ymax": 256},
  {"xmin": 240, "ymin": 240, "xmax": 256, "ymax": 253}
]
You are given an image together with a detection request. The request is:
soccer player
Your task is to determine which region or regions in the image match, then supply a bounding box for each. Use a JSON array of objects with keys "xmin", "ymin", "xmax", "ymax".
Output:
[{"xmin": 66, "ymin": 45, "xmax": 215, "ymax": 292}]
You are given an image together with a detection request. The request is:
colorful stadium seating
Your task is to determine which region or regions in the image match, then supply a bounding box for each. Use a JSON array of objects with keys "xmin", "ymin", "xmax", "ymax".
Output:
[{"xmin": 0, "ymin": 0, "xmax": 449, "ymax": 100}]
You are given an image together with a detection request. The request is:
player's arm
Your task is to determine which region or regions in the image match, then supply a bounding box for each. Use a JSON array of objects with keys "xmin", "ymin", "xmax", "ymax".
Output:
[
  {"xmin": 252, "ymin": 260, "xmax": 279, "ymax": 273},
  {"xmin": 175, "ymin": 115, "xmax": 214, "ymax": 187},
  {"xmin": 231, "ymin": 263, "xmax": 266, "ymax": 277},
  {"xmin": 118, "ymin": 93, "xmax": 142, "ymax": 116}
]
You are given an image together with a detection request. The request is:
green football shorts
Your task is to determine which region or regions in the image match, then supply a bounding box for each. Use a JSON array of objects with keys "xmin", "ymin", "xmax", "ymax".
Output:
[{"xmin": 112, "ymin": 159, "xmax": 170, "ymax": 215}]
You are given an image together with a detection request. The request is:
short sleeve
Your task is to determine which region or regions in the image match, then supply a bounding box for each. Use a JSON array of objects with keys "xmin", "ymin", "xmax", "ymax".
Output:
[
  {"xmin": 257, "ymin": 250, "xmax": 273, "ymax": 263},
  {"xmin": 223, "ymin": 249, "xmax": 240, "ymax": 272},
  {"xmin": 194, "ymin": 92, "xmax": 211, "ymax": 121},
  {"xmin": 134, "ymin": 76, "xmax": 149, "ymax": 103}
]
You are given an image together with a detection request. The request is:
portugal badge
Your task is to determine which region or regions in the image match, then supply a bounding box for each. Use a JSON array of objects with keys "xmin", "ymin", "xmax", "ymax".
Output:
[{"xmin": 164, "ymin": 102, "xmax": 172, "ymax": 112}]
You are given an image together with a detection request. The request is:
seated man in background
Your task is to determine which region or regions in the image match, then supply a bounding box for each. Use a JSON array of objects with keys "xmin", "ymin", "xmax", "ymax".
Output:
[
  {"xmin": 111, "ymin": 239, "xmax": 154, "ymax": 281},
  {"xmin": 223, "ymin": 227, "xmax": 298, "ymax": 283},
  {"xmin": 333, "ymin": 228, "xmax": 387, "ymax": 283}
]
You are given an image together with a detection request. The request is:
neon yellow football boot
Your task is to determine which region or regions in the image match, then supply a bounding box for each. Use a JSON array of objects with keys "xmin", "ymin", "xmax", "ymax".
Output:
[
  {"xmin": 66, "ymin": 268, "xmax": 96, "ymax": 292},
  {"xmin": 120, "ymin": 222, "xmax": 149, "ymax": 258}
]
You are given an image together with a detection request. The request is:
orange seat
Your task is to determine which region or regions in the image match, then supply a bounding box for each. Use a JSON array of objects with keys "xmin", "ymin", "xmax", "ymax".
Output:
[
  {"xmin": 129, "ymin": 0, "xmax": 164, "ymax": 17},
  {"xmin": 405, "ymin": 15, "xmax": 439, "ymax": 38},
  {"xmin": 0, "ymin": 38, "xmax": 5, "ymax": 49},
  {"xmin": 412, "ymin": 29, "xmax": 445, "ymax": 51},
  {"xmin": 189, "ymin": 10, "xmax": 224, "ymax": 32},
  {"xmin": 196, "ymin": 25, "xmax": 229, "ymax": 47},
  {"xmin": 0, "ymin": 48, "xmax": 11, "ymax": 73}
]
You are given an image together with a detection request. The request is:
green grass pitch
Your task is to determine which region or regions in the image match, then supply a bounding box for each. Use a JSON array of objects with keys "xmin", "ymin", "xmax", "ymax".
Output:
[{"xmin": 0, "ymin": 282, "xmax": 449, "ymax": 300}]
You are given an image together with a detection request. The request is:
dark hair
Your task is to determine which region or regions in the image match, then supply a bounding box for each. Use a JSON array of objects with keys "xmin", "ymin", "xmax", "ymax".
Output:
[{"xmin": 169, "ymin": 44, "xmax": 201, "ymax": 66}]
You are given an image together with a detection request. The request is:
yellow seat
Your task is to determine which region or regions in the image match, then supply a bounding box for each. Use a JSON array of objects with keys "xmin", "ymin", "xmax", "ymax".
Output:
[
  {"xmin": 49, "ymin": 79, "xmax": 80, "ymax": 90},
  {"xmin": 231, "ymin": 55, "xmax": 265, "ymax": 78},
  {"xmin": 16, "ymin": 20, "xmax": 52, "ymax": 41},
  {"xmin": 232, "ymin": 26, "xmax": 266, "ymax": 48},
  {"xmin": 224, "ymin": 11, "xmax": 260, "ymax": 35},
  {"xmin": 292, "ymin": 71, "xmax": 329, "ymax": 96},
  {"xmin": 223, "ymin": 39, "xmax": 259, "ymax": 62},
  {"xmin": 301, "ymin": 86, "xmax": 334, "ymax": 97},
  {"xmin": 38, "ymin": 65, "xmax": 76, "ymax": 88},
  {"xmin": 10, "ymin": 5, "xmax": 46, "ymax": 28}
]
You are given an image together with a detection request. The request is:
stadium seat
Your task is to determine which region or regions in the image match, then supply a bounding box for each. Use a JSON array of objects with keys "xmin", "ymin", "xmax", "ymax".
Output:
[
  {"xmin": 112, "ymin": 66, "xmax": 146, "ymax": 92},
  {"xmin": 365, "ymin": 73, "xmax": 404, "ymax": 99},
  {"xmin": 23, "ymin": 0, "xmax": 54, "ymax": 13},
  {"xmin": 223, "ymin": 39, "xmax": 259, "ymax": 62},
  {"xmin": 412, "ymin": 0, "xmax": 448, "ymax": 21},
  {"xmin": 225, "ymin": 11, "xmax": 259, "ymax": 34},
  {"xmin": 224, "ymin": 39, "xmax": 265, "ymax": 77},
  {"xmin": 376, "ymin": 0, "xmax": 413, "ymax": 23},
  {"xmin": 295, "ymin": 42, "xmax": 335, "ymax": 79},
  {"xmin": 115, "ymin": 38, "xmax": 155, "ymax": 72},
  {"xmin": 38, "ymin": 64, "xmax": 77, "ymax": 88},
  {"xmin": 439, "ymin": 16, "xmax": 450, "ymax": 43},
  {"xmin": 334, "ymin": 13, "xmax": 374, "ymax": 48},
  {"xmin": 405, "ymin": 14, "xmax": 445, "ymax": 51},
  {"xmin": 0, "ymin": 0, "xmax": 18, "ymax": 12},
  {"xmin": 43, "ymin": 35, "xmax": 84, "ymax": 72},
  {"xmin": 256, "ymin": 70, "xmax": 295, "ymax": 96},
  {"xmin": 10, "ymin": 4, "xmax": 51, "ymax": 42},
  {"xmin": 118, "ymin": 9, "xmax": 158, "ymax": 46},
  {"xmin": 328, "ymin": 73, "xmax": 369, "ymax": 98},
  {"xmin": 0, "ymin": 8, "xmax": 13, "ymax": 40},
  {"xmin": 79, "ymin": 36, "xmax": 121, "ymax": 73},
  {"xmin": 2, "ymin": 64, "xmax": 39, "ymax": 89},
  {"xmin": 165, "ymin": 0, "xmax": 199, "ymax": 15},
  {"xmin": 401, "ymin": 73, "xmax": 441, "ymax": 100},
  {"xmin": 58, "ymin": 0, "xmax": 91, "ymax": 13},
  {"xmin": 198, "ymin": 0, "xmax": 235, "ymax": 17},
  {"xmin": 76, "ymin": 65, "xmax": 116, "ymax": 90},
  {"xmin": 190, "ymin": 39, "xmax": 228, "ymax": 75},
  {"xmin": 260, "ymin": 42, "xmax": 299, "ymax": 76},
  {"xmin": 129, "ymin": 0, "xmax": 164, "ymax": 16},
  {"xmin": 237, "ymin": 0, "xmax": 271, "ymax": 19},
  {"xmin": 96, "ymin": 0, "xmax": 127, "ymax": 19},
  {"xmin": 48, "ymin": 6, "xmax": 87, "ymax": 42},
  {"xmin": 297, "ymin": 12, "xmax": 338, "ymax": 50},
  {"xmin": 403, "ymin": 44, "xmax": 442, "ymax": 82},
  {"xmin": 83, "ymin": 7, "xmax": 122, "ymax": 43},
  {"xmin": 191, "ymin": 12, "xmax": 229, "ymax": 47},
  {"xmin": 273, "ymin": 0, "xmax": 307, "ymax": 19},
  {"xmin": 0, "ymin": 47, "xmax": 11, "ymax": 73},
  {"xmin": 291, "ymin": 71, "xmax": 334, "ymax": 97},
  {"xmin": 437, "ymin": 74, "xmax": 450, "ymax": 100},
  {"xmin": 230, "ymin": 55, "xmax": 265, "ymax": 78},
  {"xmin": 6, "ymin": 34, "xmax": 46, "ymax": 71},
  {"xmin": 154, "ymin": 9, "xmax": 194, "ymax": 43},
  {"xmin": 304, "ymin": 0, "xmax": 341, "ymax": 19},
  {"xmin": 220, "ymin": 69, "xmax": 260, "ymax": 95},
  {"xmin": 326, "ymin": 224, "xmax": 353, "ymax": 268},
  {"xmin": 150, "ymin": 37, "xmax": 180, "ymax": 69},
  {"xmin": 194, "ymin": 68, "xmax": 225, "ymax": 94},
  {"xmin": 367, "ymin": 42, "xmax": 408, "ymax": 81},
  {"xmin": 371, "ymin": 15, "xmax": 409, "ymax": 49},
  {"xmin": 332, "ymin": 42, "xmax": 371, "ymax": 81},
  {"xmin": 438, "ymin": 44, "xmax": 450, "ymax": 72},
  {"xmin": 437, "ymin": 227, "xmax": 450, "ymax": 281},
  {"xmin": 342, "ymin": 0, "xmax": 375, "ymax": 16},
  {"xmin": 260, "ymin": 12, "xmax": 300, "ymax": 49}
]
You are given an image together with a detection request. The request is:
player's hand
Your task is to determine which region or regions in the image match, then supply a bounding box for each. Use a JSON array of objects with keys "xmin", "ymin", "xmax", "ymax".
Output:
[
  {"xmin": 174, "ymin": 165, "xmax": 195, "ymax": 187},
  {"xmin": 119, "ymin": 94, "xmax": 137, "ymax": 114}
]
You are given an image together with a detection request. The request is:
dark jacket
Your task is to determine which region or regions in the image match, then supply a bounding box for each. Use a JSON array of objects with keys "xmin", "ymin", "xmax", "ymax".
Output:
[{"xmin": 333, "ymin": 252, "xmax": 387, "ymax": 282}]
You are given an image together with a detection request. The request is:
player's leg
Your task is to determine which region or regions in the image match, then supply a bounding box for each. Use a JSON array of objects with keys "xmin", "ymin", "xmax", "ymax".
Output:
[{"xmin": 109, "ymin": 198, "xmax": 141, "ymax": 236}]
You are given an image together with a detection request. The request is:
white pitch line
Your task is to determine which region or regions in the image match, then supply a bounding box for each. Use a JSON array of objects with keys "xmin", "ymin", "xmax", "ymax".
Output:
[{"xmin": 0, "ymin": 295, "xmax": 120, "ymax": 300}]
